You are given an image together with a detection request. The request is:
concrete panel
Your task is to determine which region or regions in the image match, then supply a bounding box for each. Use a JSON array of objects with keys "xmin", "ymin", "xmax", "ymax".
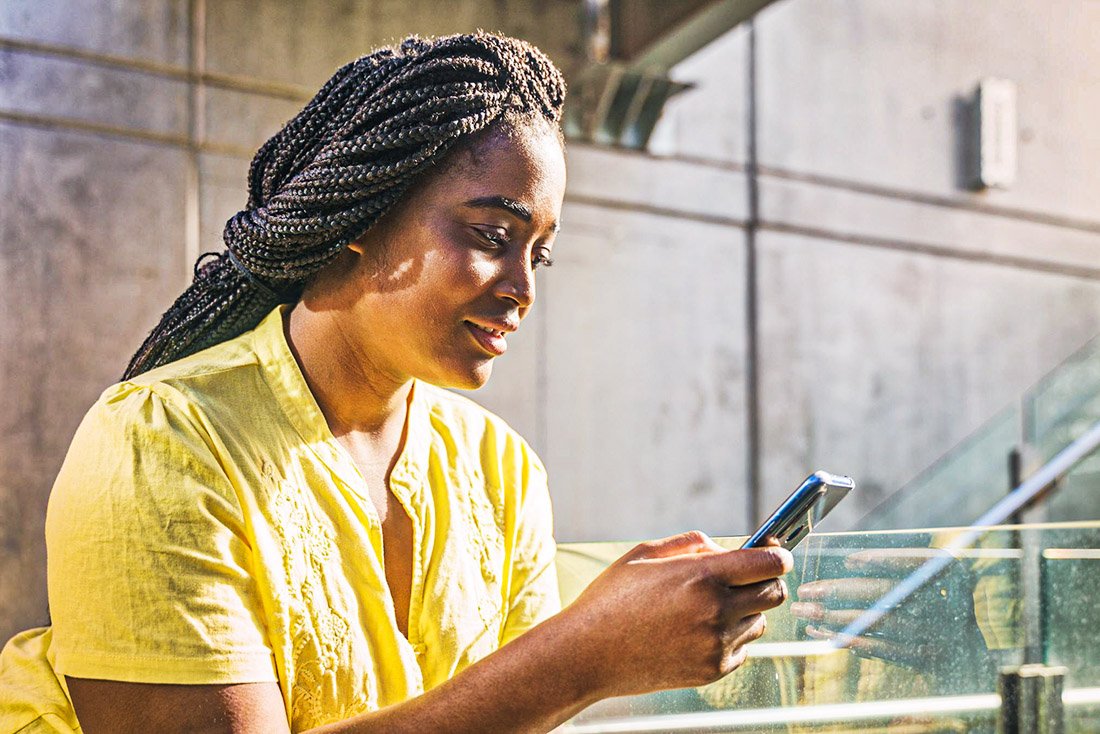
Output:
[
  {"xmin": 0, "ymin": 0, "xmax": 189, "ymax": 66},
  {"xmin": 0, "ymin": 124, "xmax": 189, "ymax": 640},
  {"xmin": 202, "ymin": 86, "xmax": 303, "ymax": 155},
  {"xmin": 198, "ymin": 152, "xmax": 249, "ymax": 256},
  {"xmin": 565, "ymin": 143, "xmax": 749, "ymax": 223},
  {"xmin": 759, "ymin": 173, "xmax": 1100, "ymax": 275},
  {"xmin": 368, "ymin": 0, "xmax": 582, "ymax": 79},
  {"xmin": 543, "ymin": 201, "xmax": 748, "ymax": 542},
  {"xmin": 648, "ymin": 23, "xmax": 749, "ymax": 166},
  {"xmin": 202, "ymin": 0, "xmax": 363, "ymax": 89},
  {"xmin": 755, "ymin": 0, "xmax": 1100, "ymax": 223},
  {"xmin": 0, "ymin": 47, "xmax": 189, "ymax": 137},
  {"xmin": 756, "ymin": 229, "xmax": 1100, "ymax": 531},
  {"xmin": 203, "ymin": 0, "xmax": 581, "ymax": 91}
]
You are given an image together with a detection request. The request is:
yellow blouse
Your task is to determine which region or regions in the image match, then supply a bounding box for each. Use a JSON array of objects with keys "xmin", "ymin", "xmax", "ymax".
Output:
[{"xmin": 0, "ymin": 306, "xmax": 559, "ymax": 733}]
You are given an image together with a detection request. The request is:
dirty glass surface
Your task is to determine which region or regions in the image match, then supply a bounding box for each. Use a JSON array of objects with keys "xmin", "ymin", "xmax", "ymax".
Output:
[
  {"xmin": 556, "ymin": 522, "xmax": 1100, "ymax": 733},
  {"xmin": 1038, "ymin": 523, "xmax": 1100, "ymax": 732},
  {"xmin": 1025, "ymin": 337, "xmax": 1100, "ymax": 522}
]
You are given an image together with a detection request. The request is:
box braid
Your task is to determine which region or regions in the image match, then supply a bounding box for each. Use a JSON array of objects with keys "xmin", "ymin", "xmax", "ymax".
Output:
[{"xmin": 123, "ymin": 32, "xmax": 565, "ymax": 379}]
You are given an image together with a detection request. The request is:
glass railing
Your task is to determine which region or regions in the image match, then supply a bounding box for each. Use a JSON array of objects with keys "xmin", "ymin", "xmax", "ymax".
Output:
[
  {"xmin": 860, "ymin": 404, "xmax": 1019, "ymax": 531},
  {"xmin": 1041, "ymin": 524, "xmax": 1100, "ymax": 732},
  {"xmin": 1028, "ymin": 340, "xmax": 1100, "ymax": 523},
  {"xmin": 1027, "ymin": 334, "xmax": 1100, "ymax": 465},
  {"xmin": 862, "ymin": 334, "xmax": 1100, "ymax": 530},
  {"xmin": 556, "ymin": 521, "xmax": 1100, "ymax": 732}
]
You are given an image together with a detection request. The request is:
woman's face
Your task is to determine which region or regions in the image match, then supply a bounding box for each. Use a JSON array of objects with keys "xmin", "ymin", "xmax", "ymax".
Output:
[{"xmin": 309, "ymin": 123, "xmax": 567, "ymax": 391}]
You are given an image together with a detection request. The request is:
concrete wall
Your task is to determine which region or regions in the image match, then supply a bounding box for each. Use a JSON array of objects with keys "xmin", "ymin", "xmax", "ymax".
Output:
[
  {"xmin": 3, "ymin": 0, "xmax": 1100, "ymax": 641},
  {"xmin": 749, "ymin": 0, "xmax": 1100, "ymax": 529}
]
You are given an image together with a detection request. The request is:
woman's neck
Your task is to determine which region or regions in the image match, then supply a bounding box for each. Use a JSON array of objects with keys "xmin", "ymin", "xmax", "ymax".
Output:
[{"xmin": 283, "ymin": 301, "xmax": 412, "ymax": 442}]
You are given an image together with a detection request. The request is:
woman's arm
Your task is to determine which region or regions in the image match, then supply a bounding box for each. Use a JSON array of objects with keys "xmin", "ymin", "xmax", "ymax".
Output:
[
  {"xmin": 68, "ymin": 533, "xmax": 792, "ymax": 734},
  {"xmin": 66, "ymin": 679, "xmax": 290, "ymax": 734}
]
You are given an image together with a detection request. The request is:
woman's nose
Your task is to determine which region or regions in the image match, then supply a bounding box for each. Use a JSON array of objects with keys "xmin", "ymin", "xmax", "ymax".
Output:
[{"xmin": 495, "ymin": 257, "xmax": 536, "ymax": 308}]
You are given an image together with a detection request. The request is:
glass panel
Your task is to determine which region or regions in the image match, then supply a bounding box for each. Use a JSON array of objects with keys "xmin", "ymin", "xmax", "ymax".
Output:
[
  {"xmin": 1025, "ymin": 337, "xmax": 1100, "ymax": 522},
  {"xmin": 1040, "ymin": 523, "xmax": 1100, "ymax": 733},
  {"xmin": 860, "ymin": 405, "xmax": 1018, "ymax": 531},
  {"xmin": 859, "ymin": 334, "xmax": 1100, "ymax": 531},
  {"xmin": 1025, "ymin": 335, "xmax": 1100, "ymax": 466},
  {"xmin": 1042, "ymin": 442, "xmax": 1100, "ymax": 527},
  {"xmin": 1025, "ymin": 338, "xmax": 1100, "ymax": 521},
  {"xmin": 557, "ymin": 523, "xmax": 1100, "ymax": 732}
]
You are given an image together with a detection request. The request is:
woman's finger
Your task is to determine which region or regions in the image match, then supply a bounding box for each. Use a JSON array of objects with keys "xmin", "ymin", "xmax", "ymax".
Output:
[
  {"xmin": 791, "ymin": 602, "xmax": 863, "ymax": 628},
  {"xmin": 727, "ymin": 578, "xmax": 788, "ymax": 616},
  {"xmin": 723, "ymin": 613, "xmax": 768, "ymax": 651},
  {"xmin": 706, "ymin": 547, "xmax": 794, "ymax": 586},
  {"xmin": 805, "ymin": 624, "xmax": 899, "ymax": 662},
  {"xmin": 789, "ymin": 600, "xmax": 823, "ymax": 621},
  {"xmin": 627, "ymin": 530, "xmax": 726, "ymax": 561}
]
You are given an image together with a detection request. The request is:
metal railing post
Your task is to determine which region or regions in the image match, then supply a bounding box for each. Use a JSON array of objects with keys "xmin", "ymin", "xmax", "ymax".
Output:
[{"xmin": 998, "ymin": 664, "xmax": 1066, "ymax": 734}]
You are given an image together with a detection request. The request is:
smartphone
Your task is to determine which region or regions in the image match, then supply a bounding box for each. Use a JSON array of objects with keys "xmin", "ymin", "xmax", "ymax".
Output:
[{"xmin": 740, "ymin": 470, "xmax": 854, "ymax": 550}]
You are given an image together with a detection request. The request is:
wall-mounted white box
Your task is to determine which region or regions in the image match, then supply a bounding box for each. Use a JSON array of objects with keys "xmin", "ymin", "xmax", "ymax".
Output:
[{"xmin": 978, "ymin": 77, "xmax": 1018, "ymax": 189}]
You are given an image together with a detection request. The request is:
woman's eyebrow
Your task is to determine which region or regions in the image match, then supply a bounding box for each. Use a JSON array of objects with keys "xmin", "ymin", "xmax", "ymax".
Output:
[
  {"xmin": 464, "ymin": 195, "xmax": 532, "ymax": 221},
  {"xmin": 464, "ymin": 195, "xmax": 561, "ymax": 233}
]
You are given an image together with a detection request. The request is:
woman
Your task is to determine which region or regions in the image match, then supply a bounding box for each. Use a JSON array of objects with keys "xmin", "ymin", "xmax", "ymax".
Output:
[{"xmin": 0, "ymin": 32, "xmax": 791, "ymax": 733}]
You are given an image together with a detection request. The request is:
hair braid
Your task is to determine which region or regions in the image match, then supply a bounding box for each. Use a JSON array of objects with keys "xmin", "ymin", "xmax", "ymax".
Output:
[{"xmin": 124, "ymin": 32, "xmax": 565, "ymax": 379}]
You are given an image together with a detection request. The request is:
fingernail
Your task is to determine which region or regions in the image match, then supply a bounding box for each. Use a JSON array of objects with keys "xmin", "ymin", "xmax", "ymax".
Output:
[{"xmin": 771, "ymin": 547, "xmax": 794, "ymax": 572}]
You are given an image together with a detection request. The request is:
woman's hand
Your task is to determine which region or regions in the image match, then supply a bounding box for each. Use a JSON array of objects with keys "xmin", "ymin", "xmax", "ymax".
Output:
[{"xmin": 557, "ymin": 531, "xmax": 793, "ymax": 699}]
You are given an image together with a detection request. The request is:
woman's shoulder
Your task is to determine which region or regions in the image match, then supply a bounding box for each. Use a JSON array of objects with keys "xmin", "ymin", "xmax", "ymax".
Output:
[
  {"xmin": 119, "ymin": 332, "xmax": 262, "ymax": 396},
  {"xmin": 87, "ymin": 331, "xmax": 271, "ymax": 431},
  {"xmin": 47, "ymin": 353, "xmax": 258, "ymax": 544},
  {"xmin": 56, "ymin": 339, "xmax": 275, "ymax": 500}
]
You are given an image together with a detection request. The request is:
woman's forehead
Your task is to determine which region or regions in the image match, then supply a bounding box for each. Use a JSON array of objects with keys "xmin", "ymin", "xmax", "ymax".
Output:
[{"xmin": 423, "ymin": 126, "xmax": 566, "ymax": 218}]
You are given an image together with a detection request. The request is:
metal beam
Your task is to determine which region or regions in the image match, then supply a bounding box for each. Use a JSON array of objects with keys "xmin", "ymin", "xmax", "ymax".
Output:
[{"xmin": 626, "ymin": 0, "xmax": 781, "ymax": 73}]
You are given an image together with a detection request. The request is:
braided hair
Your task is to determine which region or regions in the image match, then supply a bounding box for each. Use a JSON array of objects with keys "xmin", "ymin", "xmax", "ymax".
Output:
[{"xmin": 123, "ymin": 32, "xmax": 565, "ymax": 379}]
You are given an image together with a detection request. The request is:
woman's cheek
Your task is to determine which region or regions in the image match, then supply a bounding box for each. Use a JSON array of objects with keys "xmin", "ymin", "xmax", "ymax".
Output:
[{"xmin": 466, "ymin": 257, "xmax": 502, "ymax": 292}]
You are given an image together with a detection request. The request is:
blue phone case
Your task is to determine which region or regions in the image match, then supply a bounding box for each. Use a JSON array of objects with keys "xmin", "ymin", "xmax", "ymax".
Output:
[{"xmin": 741, "ymin": 470, "xmax": 854, "ymax": 550}]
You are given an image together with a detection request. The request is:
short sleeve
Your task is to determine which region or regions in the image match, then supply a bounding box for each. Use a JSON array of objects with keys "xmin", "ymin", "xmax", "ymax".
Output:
[
  {"xmin": 45, "ymin": 383, "xmax": 277, "ymax": 685},
  {"xmin": 500, "ymin": 451, "xmax": 560, "ymax": 646}
]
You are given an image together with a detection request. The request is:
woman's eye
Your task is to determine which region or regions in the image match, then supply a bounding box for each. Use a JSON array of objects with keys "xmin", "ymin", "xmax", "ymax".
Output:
[
  {"xmin": 532, "ymin": 251, "xmax": 554, "ymax": 269},
  {"xmin": 474, "ymin": 227, "xmax": 509, "ymax": 248}
]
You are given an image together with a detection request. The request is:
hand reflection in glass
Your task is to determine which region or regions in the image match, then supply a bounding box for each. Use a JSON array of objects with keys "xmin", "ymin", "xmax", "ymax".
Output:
[{"xmin": 790, "ymin": 548, "xmax": 994, "ymax": 693}]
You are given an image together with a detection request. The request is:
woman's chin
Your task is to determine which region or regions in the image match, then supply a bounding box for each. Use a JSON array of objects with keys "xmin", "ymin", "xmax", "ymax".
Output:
[
  {"xmin": 461, "ymin": 362, "xmax": 495, "ymax": 390},
  {"xmin": 428, "ymin": 361, "xmax": 495, "ymax": 391}
]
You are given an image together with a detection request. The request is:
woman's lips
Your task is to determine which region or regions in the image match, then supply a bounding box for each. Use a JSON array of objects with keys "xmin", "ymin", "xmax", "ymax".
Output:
[{"xmin": 465, "ymin": 320, "xmax": 508, "ymax": 356}]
